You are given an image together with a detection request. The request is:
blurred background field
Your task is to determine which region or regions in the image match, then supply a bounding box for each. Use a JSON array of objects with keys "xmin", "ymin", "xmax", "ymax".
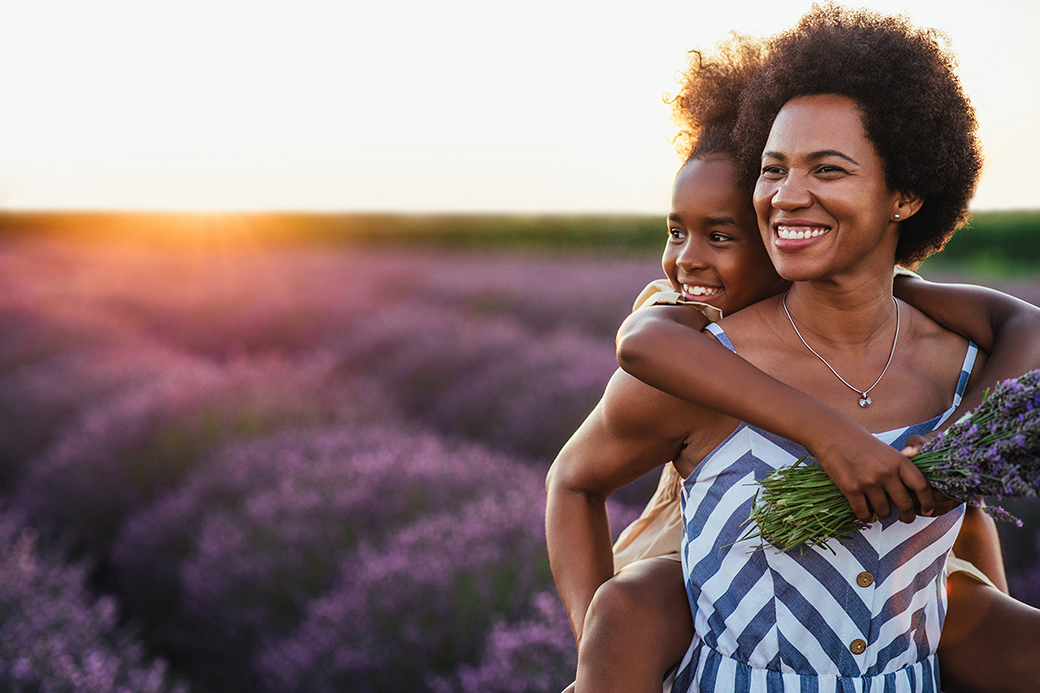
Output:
[
  {"xmin": 4, "ymin": 208, "xmax": 1040, "ymax": 273},
  {"xmin": 0, "ymin": 213, "xmax": 1038, "ymax": 692}
]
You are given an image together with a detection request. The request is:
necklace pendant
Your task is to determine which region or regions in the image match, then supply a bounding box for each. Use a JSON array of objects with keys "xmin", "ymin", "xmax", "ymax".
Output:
[{"xmin": 858, "ymin": 394, "xmax": 872, "ymax": 408}]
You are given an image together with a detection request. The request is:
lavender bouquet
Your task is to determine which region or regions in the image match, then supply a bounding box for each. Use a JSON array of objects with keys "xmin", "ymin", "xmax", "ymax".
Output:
[{"xmin": 744, "ymin": 369, "xmax": 1040, "ymax": 553}]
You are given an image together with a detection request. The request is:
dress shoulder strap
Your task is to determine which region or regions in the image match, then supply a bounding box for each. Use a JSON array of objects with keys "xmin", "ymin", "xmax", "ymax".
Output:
[
  {"xmin": 934, "ymin": 341, "xmax": 979, "ymax": 429},
  {"xmin": 704, "ymin": 322, "xmax": 736, "ymax": 353},
  {"xmin": 951, "ymin": 341, "xmax": 979, "ymax": 408}
]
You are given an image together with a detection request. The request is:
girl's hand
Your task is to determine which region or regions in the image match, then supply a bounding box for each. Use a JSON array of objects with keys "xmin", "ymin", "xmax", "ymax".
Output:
[
  {"xmin": 901, "ymin": 432, "xmax": 963, "ymax": 516},
  {"xmin": 809, "ymin": 421, "xmax": 936, "ymax": 523}
]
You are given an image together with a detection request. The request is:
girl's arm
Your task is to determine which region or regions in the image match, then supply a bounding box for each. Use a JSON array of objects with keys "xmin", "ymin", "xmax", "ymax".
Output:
[
  {"xmin": 893, "ymin": 275, "xmax": 1040, "ymax": 415},
  {"xmin": 616, "ymin": 279, "xmax": 1040, "ymax": 523},
  {"xmin": 616, "ymin": 304, "xmax": 936, "ymax": 523},
  {"xmin": 895, "ymin": 277, "xmax": 1039, "ymax": 586}
]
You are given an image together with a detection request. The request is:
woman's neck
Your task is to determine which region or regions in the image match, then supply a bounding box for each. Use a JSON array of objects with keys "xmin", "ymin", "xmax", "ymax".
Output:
[{"xmin": 782, "ymin": 274, "xmax": 898, "ymax": 349}]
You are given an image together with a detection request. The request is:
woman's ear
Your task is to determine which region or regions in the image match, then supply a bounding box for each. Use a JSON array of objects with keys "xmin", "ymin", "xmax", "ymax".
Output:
[{"xmin": 892, "ymin": 191, "xmax": 923, "ymax": 222}]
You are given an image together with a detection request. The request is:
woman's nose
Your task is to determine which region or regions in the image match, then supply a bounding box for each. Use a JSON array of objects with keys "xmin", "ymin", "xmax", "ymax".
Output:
[{"xmin": 771, "ymin": 172, "xmax": 813, "ymax": 210}]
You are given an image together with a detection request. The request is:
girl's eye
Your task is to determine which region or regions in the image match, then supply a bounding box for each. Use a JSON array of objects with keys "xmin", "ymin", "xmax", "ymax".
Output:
[
  {"xmin": 668, "ymin": 228, "xmax": 686, "ymax": 242},
  {"xmin": 709, "ymin": 232, "xmax": 734, "ymax": 243}
]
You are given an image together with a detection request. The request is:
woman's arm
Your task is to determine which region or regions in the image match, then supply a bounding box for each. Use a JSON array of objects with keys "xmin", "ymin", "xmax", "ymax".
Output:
[
  {"xmin": 893, "ymin": 275, "xmax": 1040, "ymax": 415},
  {"xmin": 546, "ymin": 368, "xmax": 694, "ymax": 646},
  {"xmin": 616, "ymin": 305, "xmax": 936, "ymax": 523}
]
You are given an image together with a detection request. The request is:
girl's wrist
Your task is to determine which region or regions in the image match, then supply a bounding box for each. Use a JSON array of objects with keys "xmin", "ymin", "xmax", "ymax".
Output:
[{"xmin": 800, "ymin": 410, "xmax": 866, "ymax": 460}]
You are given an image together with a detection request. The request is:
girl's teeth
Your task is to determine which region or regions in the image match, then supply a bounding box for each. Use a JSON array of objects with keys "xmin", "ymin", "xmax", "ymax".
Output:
[
  {"xmin": 777, "ymin": 226, "xmax": 828, "ymax": 240},
  {"xmin": 685, "ymin": 285, "xmax": 720, "ymax": 296}
]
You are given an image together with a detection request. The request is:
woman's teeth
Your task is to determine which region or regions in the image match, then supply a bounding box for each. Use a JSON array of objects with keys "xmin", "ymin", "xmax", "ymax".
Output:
[
  {"xmin": 776, "ymin": 225, "xmax": 829, "ymax": 240},
  {"xmin": 684, "ymin": 285, "xmax": 721, "ymax": 297}
]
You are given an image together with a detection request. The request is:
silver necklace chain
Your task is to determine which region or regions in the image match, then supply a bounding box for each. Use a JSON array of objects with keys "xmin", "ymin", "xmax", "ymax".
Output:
[{"xmin": 782, "ymin": 292, "xmax": 900, "ymax": 408}]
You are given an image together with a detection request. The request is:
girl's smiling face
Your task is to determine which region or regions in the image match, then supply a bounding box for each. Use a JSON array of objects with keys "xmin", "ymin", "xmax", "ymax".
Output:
[
  {"xmin": 664, "ymin": 156, "xmax": 789, "ymax": 316},
  {"xmin": 753, "ymin": 94, "xmax": 910, "ymax": 282}
]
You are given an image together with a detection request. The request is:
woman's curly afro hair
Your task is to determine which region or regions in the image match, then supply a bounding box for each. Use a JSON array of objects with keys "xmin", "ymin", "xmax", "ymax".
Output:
[{"xmin": 734, "ymin": 4, "xmax": 983, "ymax": 266}]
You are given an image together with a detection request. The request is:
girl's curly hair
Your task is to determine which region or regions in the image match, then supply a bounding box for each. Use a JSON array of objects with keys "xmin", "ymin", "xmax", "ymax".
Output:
[
  {"xmin": 669, "ymin": 33, "xmax": 765, "ymax": 165},
  {"xmin": 734, "ymin": 4, "xmax": 982, "ymax": 265}
]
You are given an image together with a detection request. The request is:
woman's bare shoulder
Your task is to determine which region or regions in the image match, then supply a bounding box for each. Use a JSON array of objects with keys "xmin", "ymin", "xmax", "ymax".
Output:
[
  {"xmin": 710, "ymin": 295, "xmax": 788, "ymax": 360},
  {"xmin": 901, "ymin": 299, "xmax": 989, "ymax": 391}
]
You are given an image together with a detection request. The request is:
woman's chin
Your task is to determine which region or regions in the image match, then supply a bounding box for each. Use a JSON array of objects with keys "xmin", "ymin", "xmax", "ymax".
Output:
[{"xmin": 769, "ymin": 259, "xmax": 824, "ymax": 283}]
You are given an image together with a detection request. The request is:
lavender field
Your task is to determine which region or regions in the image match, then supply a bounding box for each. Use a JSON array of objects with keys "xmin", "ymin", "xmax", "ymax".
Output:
[{"xmin": 1, "ymin": 235, "xmax": 1039, "ymax": 691}]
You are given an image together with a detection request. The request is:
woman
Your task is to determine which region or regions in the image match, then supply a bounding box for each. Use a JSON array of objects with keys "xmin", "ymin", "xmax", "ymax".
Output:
[{"xmin": 548, "ymin": 7, "xmax": 1034, "ymax": 691}]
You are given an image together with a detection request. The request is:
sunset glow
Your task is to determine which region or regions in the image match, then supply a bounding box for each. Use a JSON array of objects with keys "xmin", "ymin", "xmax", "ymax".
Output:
[{"xmin": 0, "ymin": 0, "xmax": 1036, "ymax": 213}]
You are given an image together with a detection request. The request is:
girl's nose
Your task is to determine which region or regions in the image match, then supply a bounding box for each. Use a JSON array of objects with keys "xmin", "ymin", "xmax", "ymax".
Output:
[{"xmin": 676, "ymin": 237, "xmax": 708, "ymax": 270}]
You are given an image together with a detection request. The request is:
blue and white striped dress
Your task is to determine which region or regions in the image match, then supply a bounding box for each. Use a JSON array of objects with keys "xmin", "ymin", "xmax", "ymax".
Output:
[{"xmin": 673, "ymin": 323, "xmax": 978, "ymax": 693}]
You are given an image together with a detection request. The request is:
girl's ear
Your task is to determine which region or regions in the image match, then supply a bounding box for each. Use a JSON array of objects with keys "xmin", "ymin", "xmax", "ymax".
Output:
[{"xmin": 892, "ymin": 191, "xmax": 923, "ymax": 222}]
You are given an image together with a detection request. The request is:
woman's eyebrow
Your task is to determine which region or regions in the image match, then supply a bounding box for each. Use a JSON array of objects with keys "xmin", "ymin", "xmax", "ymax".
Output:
[
  {"xmin": 761, "ymin": 149, "xmax": 860, "ymax": 165},
  {"xmin": 807, "ymin": 149, "xmax": 859, "ymax": 165}
]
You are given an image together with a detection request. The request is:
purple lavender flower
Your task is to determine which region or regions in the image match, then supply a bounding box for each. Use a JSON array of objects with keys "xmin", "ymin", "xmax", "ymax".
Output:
[
  {"xmin": 252, "ymin": 487, "xmax": 554, "ymax": 692},
  {"xmin": 0, "ymin": 508, "xmax": 185, "ymax": 692},
  {"xmin": 426, "ymin": 591, "xmax": 577, "ymax": 693},
  {"xmin": 111, "ymin": 425, "xmax": 557, "ymax": 691}
]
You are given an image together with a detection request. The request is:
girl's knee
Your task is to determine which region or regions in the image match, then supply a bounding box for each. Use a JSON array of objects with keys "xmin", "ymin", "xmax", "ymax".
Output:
[
  {"xmin": 585, "ymin": 574, "xmax": 656, "ymax": 635},
  {"xmin": 583, "ymin": 559, "xmax": 690, "ymax": 649},
  {"xmin": 576, "ymin": 561, "xmax": 691, "ymax": 690}
]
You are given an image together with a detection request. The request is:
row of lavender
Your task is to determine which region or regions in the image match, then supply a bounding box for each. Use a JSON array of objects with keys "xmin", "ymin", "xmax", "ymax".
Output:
[
  {"xmin": 2, "ymin": 237, "xmax": 1039, "ymax": 691},
  {"xmin": 0, "ymin": 238, "xmax": 660, "ymax": 691}
]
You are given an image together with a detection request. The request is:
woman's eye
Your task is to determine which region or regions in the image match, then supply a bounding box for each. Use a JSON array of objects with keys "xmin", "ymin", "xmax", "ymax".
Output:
[
  {"xmin": 816, "ymin": 165, "xmax": 846, "ymax": 176},
  {"xmin": 760, "ymin": 165, "xmax": 784, "ymax": 178}
]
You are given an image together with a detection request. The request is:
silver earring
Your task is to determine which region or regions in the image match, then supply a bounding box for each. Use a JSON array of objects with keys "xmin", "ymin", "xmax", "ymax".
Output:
[{"xmin": 894, "ymin": 213, "xmax": 901, "ymax": 220}]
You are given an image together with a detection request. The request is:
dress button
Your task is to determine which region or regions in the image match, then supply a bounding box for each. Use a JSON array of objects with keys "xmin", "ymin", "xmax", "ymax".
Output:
[
  {"xmin": 856, "ymin": 571, "xmax": 874, "ymax": 587},
  {"xmin": 850, "ymin": 639, "xmax": 867, "ymax": 655}
]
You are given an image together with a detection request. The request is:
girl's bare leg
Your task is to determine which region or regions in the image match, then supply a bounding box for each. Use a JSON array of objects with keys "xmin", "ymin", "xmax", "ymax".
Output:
[
  {"xmin": 952, "ymin": 505, "xmax": 1009, "ymax": 592},
  {"xmin": 939, "ymin": 573, "xmax": 1040, "ymax": 692},
  {"xmin": 574, "ymin": 557, "xmax": 692, "ymax": 693}
]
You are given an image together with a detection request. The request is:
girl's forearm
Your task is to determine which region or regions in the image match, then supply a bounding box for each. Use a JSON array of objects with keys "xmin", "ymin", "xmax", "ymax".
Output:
[
  {"xmin": 617, "ymin": 307, "xmax": 937, "ymax": 521},
  {"xmin": 954, "ymin": 309, "xmax": 1040, "ymax": 417},
  {"xmin": 894, "ymin": 276, "xmax": 1040, "ymax": 417},
  {"xmin": 617, "ymin": 309, "xmax": 854, "ymax": 453}
]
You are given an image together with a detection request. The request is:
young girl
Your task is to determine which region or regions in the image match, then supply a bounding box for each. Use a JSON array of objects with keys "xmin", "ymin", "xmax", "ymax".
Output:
[{"xmin": 548, "ymin": 21, "xmax": 1040, "ymax": 692}]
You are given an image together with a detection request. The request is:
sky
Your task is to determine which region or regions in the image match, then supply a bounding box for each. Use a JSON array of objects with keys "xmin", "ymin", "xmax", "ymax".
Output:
[{"xmin": 0, "ymin": 0, "xmax": 1036, "ymax": 213}]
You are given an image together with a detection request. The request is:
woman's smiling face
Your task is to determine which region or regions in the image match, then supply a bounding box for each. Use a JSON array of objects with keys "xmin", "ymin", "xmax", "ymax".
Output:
[
  {"xmin": 664, "ymin": 156, "xmax": 788, "ymax": 316},
  {"xmin": 753, "ymin": 94, "xmax": 906, "ymax": 282}
]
